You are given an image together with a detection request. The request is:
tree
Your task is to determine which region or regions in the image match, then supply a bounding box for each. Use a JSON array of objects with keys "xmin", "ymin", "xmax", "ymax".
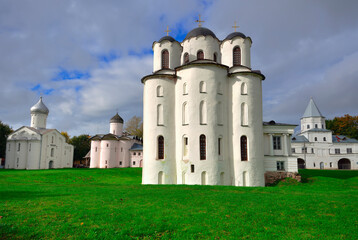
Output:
[
  {"xmin": 0, "ymin": 121, "xmax": 13, "ymax": 159},
  {"xmin": 61, "ymin": 131, "xmax": 70, "ymax": 143},
  {"xmin": 124, "ymin": 116, "xmax": 143, "ymax": 138},
  {"xmin": 326, "ymin": 114, "xmax": 358, "ymax": 140},
  {"xmin": 69, "ymin": 135, "xmax": 91, "ymax": 161}
]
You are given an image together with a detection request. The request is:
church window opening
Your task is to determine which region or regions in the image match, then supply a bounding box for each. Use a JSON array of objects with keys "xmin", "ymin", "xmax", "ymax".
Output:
[
  {"xmin": 313, "ymin": 163, "xmax": 316, "ymax": 167},
  {"xmin": 197, "ymin": 50, "xmax": 204, "ymax": 60},
  {"xmin": 158, "ymin": 171, "xmax": 164, "ymax": 184},
  {"xmin": 302, "ymin": 147, "xmax": 307, "ymax": 153},
  {"xmin": 218, "ymin": 137, "xmax": 222, "ymax": 156},
  {"xmin": 134, "ymin": 152, "xmax": 136, "ymax": 156},
  {"xmin": 51, "ymin": 136, "xmax": 54, "ymax": 144},
  {"xmin": 315, "ymin": 137, "xmax": 317, "ymax": 141},
  {"xmin": 182, "ymin": 102, "xmax": 188, "ymax": 125},
  {"xmin": 311, "ymin": 148, "xmax": 314, "ymax": 153},
  {"xmin": 191, "ymin": 164, "xmax": 195, "ymax": 173},
  {"xmin": 200, "ymin": 134, "xmax": 206, "ymax": 160},
  {"xmin": 322, "ymin": 124, "xmax": 324, "ymax": 128},
  {"xmin": 218, "ymin": 101, "xmax": 223, "ymax": 125},
  {"xmin": 292, "ymin": 148, "xmax": 295, "ymax": 153},
  {"xmin": 315, "ymin": 124, "xmax": 318, "ymax": 128},
  {"xmin": 241, "ymin": 136, "xmax": 248, "ymax": 161},
  {"xmin": 105, "ymin": 160, "xmax": 108, "ymax": 164},
  {"xmin": 157, "ymin": 85, "xmax": 163, "ymax": 97},
  {"xmin": 183, "ymin": 136, "xmax": 189, "ymax": 159},
  {"xmin": 120, "ymin": 161, "xmax": 122, "ymax": 166},
  {"xmin": 95, "ymin": 147, "xmax": 97, "ymax": 152},
  {"xmin": 162, "ymin": 50, "xmax": 169, "ymax": 69},
  {"xmin": 50, "ymin": 148, "xmax": 54, "ymax": 157},
  {"xmin": 200, "ymin": 101, "xmax": 207, "ymax": 124},
  {"xmin": 323, "ymin": 137, "xmax": 326, "ymax": 141},
  {"xmin": 201, "ymin": 171, "xmax": 207, "ymax": 185},
  {"xmin": 158, "ymin": 136, "xmax": 164, "ymax": 159},
  {"xmin": 107, "ymin": 144, "xmax": 109, "ymax": 147},
  {"xmin": 330, "ymin": 162, "xmax": 332, "ymax": 168},
  {"xmin": 307, "ymin": 124, "xmax": 310, "ymax": 129},
  {"xmin": 273, "ymin": 136, "xmax": 281, "ymax": 150},
  {"xmin": 335, "ymin": 149, "xmax": 340, "ymax": 154},
  {"xmin": 213, "ymin": 53, "xmax": 217, "ymax": 62},
  {"xmin": 139, "ymin": 152, "xmax": 141, "ymax": 156},
  {"xmin": 17, "ymin": 143, "xmax": 20, "ymax": 151},
  {"xmin": 277, "ymin": 161, "xmax": 285, "ymax": 171},
  {"xmin": 241, "ymin": 103, "xmax": 248, "ymax": 126},
  {"xmin": 133, "ymin": 161, "xmax": 136, "ymax": 165},
  {"xmin": 233, "ymin": 46, "xmax": 241, "ymax": 66},
  {"xmin": 16, "ymin": 158, "xmax": 19, "ymax": 168},
  {"xmin": 241, "ymin": 82, "xmax": 247, "ymax": 95},
  {"xmin": 157, "ymin": 104, "xmax": 164, "ymax": 125},
  {"xmin": 184, "ymin": 52, "xmax": 189, "ymax": 64},
  {"xmin": 347, "ymin": 148, "xmax": 352, "ymax": 154},
  {"xmin": 183, "ymin": 82, "xmax": 188, "ymax": 95},
  {"xmin": 199, "ymin": 81, "xmax": 207, "ymax": 93}
]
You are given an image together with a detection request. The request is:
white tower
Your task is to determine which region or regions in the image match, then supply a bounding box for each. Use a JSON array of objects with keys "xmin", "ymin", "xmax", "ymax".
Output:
[
  {"xmin": 30, "ymin": 97, "xmax": 49, "ymax": 129},
  {"xmin": 300, "ymin": 98, "xmax": 326, "ymax": 133},
  {"xmin": 110, "ymin": 113, "xmax": 124, "ymax": 136}
]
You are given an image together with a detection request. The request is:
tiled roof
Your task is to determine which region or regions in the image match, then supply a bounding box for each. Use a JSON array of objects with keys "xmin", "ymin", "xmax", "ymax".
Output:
[
  {"xmin": 302, "ymin": 98, "xmax": 323, "ymax": 118},
  {"xmin": 332, "ymin": 135, "xmax": 358, "ymax": 143},
  {"xmin": 291, "ymin": 135, "xmax": 309, "ymax": 143}
]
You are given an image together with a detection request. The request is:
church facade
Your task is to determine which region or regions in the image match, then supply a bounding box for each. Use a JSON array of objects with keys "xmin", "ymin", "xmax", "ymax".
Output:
[
  {"xmin": 5, "ymin": 97, "xmax": 74, "ymax": 169},
  {"xmin": 141, "ymin": 25, "xmax": 298, "ymax": 187},
  {"xmin": 89, "ymin": 113, "xmax": 142, "ymax": 168},
  {"xmin": 292, "ymin": 98, "xmax": 358, "ymax": 170}
]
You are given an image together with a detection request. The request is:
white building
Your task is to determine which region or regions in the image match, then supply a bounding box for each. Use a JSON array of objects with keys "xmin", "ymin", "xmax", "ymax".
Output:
[
  {"xmin": 141, "ymin": 25, "xmax": 298, "ymax": 187},
  {"xmin": 292, "ymin": 98, "xmax": 358, "ymax": 170},
  {"xmin": 89, "ymin": 113, "xmax": 142, "ymax": 168},
  {"xmin": 5, "ymin": 97, "xmax": 74, "ymax": 169}
]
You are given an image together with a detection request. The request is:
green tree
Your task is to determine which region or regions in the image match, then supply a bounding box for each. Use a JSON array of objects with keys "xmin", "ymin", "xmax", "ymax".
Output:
[
  {"xmin": 326, "ymin": 114, "xmax": 358, "ymax": 139},
  {"xmin": 124, "ymin": 116, "xmax": 143, "ymax": 138},
  {"xmin": 69, "ymin": 134, "xmax": 91, "ymax": 161},
  {"xmin": 0, "ymin": 121, "xmax": 13, "ymax": 159}
]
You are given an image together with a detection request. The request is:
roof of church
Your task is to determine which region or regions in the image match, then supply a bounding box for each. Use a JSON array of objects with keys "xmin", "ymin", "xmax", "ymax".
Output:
[
  {"xmin": 184, "ymin": 27, "xmax": 217, "ymax": 40},
  {"xmin": 130, "ymin": 143, "xmax": 143, "ymax": 151},
  {"xmin": 110, "ymin": 113, "xmax": 124, "ymax": 123},
  {"xmin": 302, "ymin": 98, "xmax": 324, "ymax": 118},
  {"xmin": 224, "ymin": 32, "xmax": 246, "ymax": 40},
  {"xmin": 306, "ymin": 128, "xmax": 331, "ymax": 133},
  {"xmin": 291, "ymin": 135, "xmax": 309, "ymax": 143},
  {"xmin": 263, "ymin": 121, "xmax": 297, "ymax": 126},
  {"xmin": 158, "ymin": 36, "xmax": 177, "ymax": 43},
  {"xmin": 332, "ymin": 135, "xmax": 358, "ymax": 143},
  {"xmin": 30, "ymin": 97, "xmax": 49, "ymax": 114}
]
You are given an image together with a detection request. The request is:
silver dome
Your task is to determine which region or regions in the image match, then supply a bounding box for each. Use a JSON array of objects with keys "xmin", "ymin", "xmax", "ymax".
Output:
[{"xmin": 30, "ymin": 97, "xmax": 49, "ymax": 114}]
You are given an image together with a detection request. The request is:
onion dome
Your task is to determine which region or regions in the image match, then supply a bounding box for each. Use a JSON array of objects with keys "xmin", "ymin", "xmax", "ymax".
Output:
[
  {"xmin": 30, "ymin": 97, "xmax": 49, "ymax": 114},
  {"xmin": 224, "ymin": 32, "xmax": 246, "ymax": 40},
  {"xmin": 158, "ymin": 36, "xmax": 176, "ymax": 43},
  {"xmin": 110, "ymin": 113, "xmax": 124, "ymax": 123},
  {"xmin": 184, "ymin": 27, "xmax": 217, "ymax": 40}
]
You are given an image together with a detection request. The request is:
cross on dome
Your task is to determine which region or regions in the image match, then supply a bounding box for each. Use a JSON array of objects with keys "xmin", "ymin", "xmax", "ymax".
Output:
[
  {"xmin": 164, "ymin": 26, "xmax": 171, "ymax": 36},
  {"xmin": 195, "ymin": 14, "xmax": 205, "ymax": 27},
  {"xmin": 232, "ymin": 21, "xmax": 239, "ymax": 32}
]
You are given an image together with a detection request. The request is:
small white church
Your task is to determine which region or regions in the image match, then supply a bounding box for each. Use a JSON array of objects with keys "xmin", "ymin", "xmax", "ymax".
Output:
[
  {"xmin": 5, "ymin": 97, "xmax": 74, "ymax": 169},
  {"xmin": 292, "ymin": 98, "xmax": 358, "ymax": 170},
  {"xmin": 141, "ymin": 22, "xmax": 299, "ymax": 187}
]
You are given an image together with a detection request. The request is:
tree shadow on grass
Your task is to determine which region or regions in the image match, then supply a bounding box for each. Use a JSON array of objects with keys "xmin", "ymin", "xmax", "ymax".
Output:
[
  {"xmin": 0, "ymin": 191, "xmax": 70, "ymax": 201},
  {"xmin": 299, "ymin": 169, "xmax": 358, "ymax": 183}
]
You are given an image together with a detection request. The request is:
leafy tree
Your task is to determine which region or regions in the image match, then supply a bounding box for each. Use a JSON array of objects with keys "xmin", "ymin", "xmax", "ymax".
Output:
[
  {"xmin": 124, "ymin": 116, "xmax": 143, "ymax": 138},
  {"xmin": 326, "ymin": 114, "xmax": 358, "ymax": 139},
  {"xmin": 61, "ymin": 131, "xmax": 70, "ymax": 143},
  {"xmin": 69, "ymin": 134, "xmax": 91, "ymax": 161},
  {"xmin": 0, "ymin": 121, "xmax": 13, "ymax": 159}
]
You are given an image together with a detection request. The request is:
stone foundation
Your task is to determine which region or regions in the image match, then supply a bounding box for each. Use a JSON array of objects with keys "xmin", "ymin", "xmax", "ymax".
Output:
[{"xmin": 264, "ymin": 171, "xmax": 301, "ymax": 186}]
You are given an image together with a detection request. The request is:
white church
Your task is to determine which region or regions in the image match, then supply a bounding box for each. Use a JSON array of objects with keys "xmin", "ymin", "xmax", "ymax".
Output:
[
  {"xmin": 292, "ymin": 98, "xmax": 358, "ymax": 170},
  {"xmin": 141, "ymin": 22, "xmax": 299, "ymax": 187},
  {"xmin": 89, "ymin": 113, "xmax": 143, "ymax": 168},
  {"xmin": 5, "ymin": 97, "xmax": 74, "ymax": 169}
]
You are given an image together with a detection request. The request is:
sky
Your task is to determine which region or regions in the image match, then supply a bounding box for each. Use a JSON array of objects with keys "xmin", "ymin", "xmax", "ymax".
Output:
[{"xmin": 1, "ymin": 0, "xmax": 357, "ymax": 137}]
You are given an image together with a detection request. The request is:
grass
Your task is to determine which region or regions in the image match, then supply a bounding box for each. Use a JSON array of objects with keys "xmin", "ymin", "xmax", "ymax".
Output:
[{"xmin": 0, "ymin": 168, "xmax": 357, "ymax": 239}]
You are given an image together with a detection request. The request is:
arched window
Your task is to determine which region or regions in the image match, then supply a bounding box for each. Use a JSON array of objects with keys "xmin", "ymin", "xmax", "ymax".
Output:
[
  {"xmin": 17, "ymin": 143, "xmax": 20, "ymax": 151},
  {"xmin": 200, "ymin": 101, "xmax": 207, "ymax": 124},
  {"xmin": 197, "ymin": 50, "xmax": 204, "ymax": 60},
  {"xmin": 218, "ymin": 137, "xmax": 223, "ymax": 156},
  {"xmin": 241, "ymin": 102, "xmax": 248, "ymax": 126},
  {"xmin": 213, "ymin": 53, "xmax": 217, "ymax": 62},
  {"xmin": 157, "ymin": 104, "xmax": 163, "ymax": 125},
  {"xmin": 199, "ymin": 81, "xmax": 206, "ymax": 93},
  {"xmin": 307, "ymin": 124, "xmax": 310, "ymax": 129},
  {"xmin": 241, "ymin": 82, "xmax": 247, "ymax": 95},
  {"xmin": 157, "ymin": 85, "xmax": 163, "ymax": 97},
  {"xmin": 233, "ymin": 46, "xmax": 241, "ymax": 66},
  {"xmin": 217, "ymin": 101, "xmax": 223, "ymax": 125},
  {"xmin": 200, "ymin": 134, "xmax": 206, "ymax": 160},
  {"xmin": 183, "ymin": 82, "xmax": 188, "ymax": 95},
  {"xmin": 162, "ymin": 50, "xmax": 169, "ymax": 69},
  {"xmin": 241, "ymin": 136, "xmax": 248, "ymax": 161},
  {"xmin": 158, "ymin": 136, "xmax": 164, "ymax": 159},
  {"xmin": 183, "ymin": 135, "xmax": 189, "ymax": 160},
  {"xmin": 314, "ymin": 137, "xmax": 317, "ymax": 141},
  {"xmin": 50, "ymin": 148, "xmax": 54, "ymax": 157},
  {"xmin": 182, "ymin": 102, "xmax": 188, "ymax": 125},
  {"xmin": 158, "ymin": 171, "xmax": 164, "ymax": 184},
  {"xmin": 201, "ymin": 171, "xmax": 207, "ymax": 185},
  {"xmin": 323, "ymin": 137, "xmax": 326, "ymax": 141},
  {"xmin": 184, "ymin": 52, "xmax": 189, "ymax": 64}
]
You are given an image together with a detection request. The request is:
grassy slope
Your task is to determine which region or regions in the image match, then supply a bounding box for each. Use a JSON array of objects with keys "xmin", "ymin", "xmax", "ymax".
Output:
[{"xmin": 0, "ymin": 168, "xmax": 357, "ymax": 239}]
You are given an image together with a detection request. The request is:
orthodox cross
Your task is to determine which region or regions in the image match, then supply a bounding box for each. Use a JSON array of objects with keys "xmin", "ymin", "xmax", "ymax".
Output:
[
  {"xmin": 232, "ymin": 21, "xmax": 239, "ymax": 32},
  {"xmin": 195, "ymin": 14, "xmax": 205, "ymax": 27},
  {"xmin": 165, "ymin": 26, "xmax": 171, "ymax": 36}
]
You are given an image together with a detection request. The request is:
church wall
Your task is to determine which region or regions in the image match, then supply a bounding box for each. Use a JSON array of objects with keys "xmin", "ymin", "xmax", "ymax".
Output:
[
  {"xmin": 142, "ymin": 77, "xmax": 176, "ymax": 184},
  {"xmin": 153, "ymin": 41, "xmax": 182, "ymax": 72},
  {"xmin": 110, "ymin": 122, "xmax": 123, "ymax": 136},
  {"xmin": 181, "ymin": 36, "xmax": 221, "ymax": 64},
  {"xmin": 5, "ymin": 141, "xmax": 16, "ymax": 169},
  {"xmin": 130, "ymin": 150, "xmax": 143, "ymax": 167},
  {"xmin": 221, "ymin": 37, "xmax": 251, "ymax": 68},
  {"xmin": 231, "ymin": 74, "xmax": 265, "ymax": 187},
  {"xmin": 99, "ymin": 140, "xmax": 117, "ymax": 168},
  {"xmin": 90, "ymin": 140, "xmax": 101, "ymax": 168},
  {"xmin": 31, "ymin": 113, "xmax": 47, "ymax": 129},
  {"xmin": 301, "ymin": 117, "xmax": 326, "ymax": 133},
  {"xmin": 26, "ymin": 141, "xmax": 41, "ymax": 169}
]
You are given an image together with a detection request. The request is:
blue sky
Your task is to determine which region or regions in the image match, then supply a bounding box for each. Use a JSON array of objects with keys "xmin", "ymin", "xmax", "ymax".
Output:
[{"xmin": 0, "ymin": 0, "xmax": 357, "ymax": 136}]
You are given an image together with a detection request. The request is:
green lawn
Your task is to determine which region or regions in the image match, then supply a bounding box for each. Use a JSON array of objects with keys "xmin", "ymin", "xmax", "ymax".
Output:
[{"xmin": 0, "ymin": 168, "xmax": 357, "ymax": 239}]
